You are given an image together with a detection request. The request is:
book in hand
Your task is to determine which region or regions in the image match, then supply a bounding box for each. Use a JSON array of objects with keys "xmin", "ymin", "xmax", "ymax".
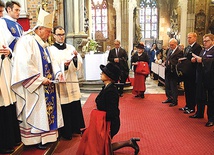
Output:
[
  {"xmin": 192, "ymin": 53, "xmax": 201, "ymax": 59},
  {"xmin": 178, "ymin": 57, "xmax": 187, "ymax": 61}
]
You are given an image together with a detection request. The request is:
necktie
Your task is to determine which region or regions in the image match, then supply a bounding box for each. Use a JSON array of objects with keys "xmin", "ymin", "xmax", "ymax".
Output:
[
  {"xmin": 184, "ymin": 46, "xmax": 191, "ymax": 56},
  {"xmin": 166, "ymin": 50, "xmax": 172, "ymax": 66},
  {"xmin": 168, "ymin": 50, "xmax": 173, "ymax": 57},
  {"xmin": 116, "ymin": 49, "xmax": 118, "ymax": 57},
  {"xmin": 203, "ymin": 50, "xmax": 207, "ymax": 56}
]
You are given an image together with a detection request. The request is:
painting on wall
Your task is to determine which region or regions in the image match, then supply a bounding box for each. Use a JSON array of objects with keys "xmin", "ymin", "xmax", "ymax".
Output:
[{"xmin": 195, "ymin": 10, "xmax": 206, "ymax": 32}]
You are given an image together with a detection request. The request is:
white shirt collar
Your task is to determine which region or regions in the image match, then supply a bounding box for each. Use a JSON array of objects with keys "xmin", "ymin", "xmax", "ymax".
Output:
[
  {"xmin": 206, "ymin": 45, "xmax": 214, "ymax": 51},
  {"xmin": 190, "ymin": 42, "xmax": 196, "ymax": 47},
  {"xmin": 4, "ymin": 15, "xmax": 17, "ymax": 22}
]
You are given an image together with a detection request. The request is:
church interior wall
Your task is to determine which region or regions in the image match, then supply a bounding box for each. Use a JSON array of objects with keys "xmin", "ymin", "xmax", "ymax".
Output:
[
  {"xmin": 27, "ymin": 0, "xmax": 55, "ymax": 29},
  {"xmin": 157, "ymin": 0, "xmax": 173, "ymax": 46},
  {"xmin": 23, "ymin": 0, "xmax": 214, "ymax": 50},
  {"xmin": 194, "ymin": 0, "xmax": 214, "ymax": 45}
]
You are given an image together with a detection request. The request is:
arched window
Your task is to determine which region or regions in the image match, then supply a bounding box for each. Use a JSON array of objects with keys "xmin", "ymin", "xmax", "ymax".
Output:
[
  {"xmin": 91, "ymin": 0, "xmax": 108, "ymax": 38},
  {"xmin": 139, "ymin": 0, "xmax": 158, "ymax": 39}
]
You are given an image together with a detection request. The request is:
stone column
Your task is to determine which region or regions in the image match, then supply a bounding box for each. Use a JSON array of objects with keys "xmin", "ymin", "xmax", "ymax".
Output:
[
  {"xmin": 186, "ymin": 0, "xmax": 195, "ymax": 43},
  {"xmin": 74, "ymin": 0, "xmax": 79, "ymax": 33},
  {"xmin": 88, "ymin": 0, "xmax": 93, "ymax": 39},
  {"xmin": 121, "ymin": 0, "xmax": 129, "ymax": 51},
  {"xmin": 178, "ymin": 0, "xmax": 188, "ymax": 46},
  {"xmin": 64, "ymin": 0, "xmax": 88, "ymax": 80},
  {"xmin": 128, "ymin": 0, "xmax": 137, "ymax": 58},
  {"xmin": 113, "ymin": 0, "xmax": 121, "ymax": 41},
  {"xmin": 64, "ymin": 0, "xmax": 88, "ymax": 48}
]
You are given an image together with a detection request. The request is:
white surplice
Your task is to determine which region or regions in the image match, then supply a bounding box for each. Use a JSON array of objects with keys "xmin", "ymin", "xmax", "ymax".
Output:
[
  {"xmin": 0, "ymin": 21, "xmax": 16, "ymax": 107},
  {"xmin": 49, "ymin": 44, "xmax": 82, "ymax": 104}
]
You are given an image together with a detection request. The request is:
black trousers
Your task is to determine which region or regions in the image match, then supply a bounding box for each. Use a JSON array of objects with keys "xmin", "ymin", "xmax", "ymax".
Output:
[
  {"xmin": 207, "ymin": 89, "xmax": 214, "ymax": 122},
  {"xmin": 117, "ymin": 72, "xmax": 128, "ymax": 95},
  {"xmin": 165, "ymin": 71, "xmax": 178, "ymax": 104},
  {"xmin": 195, "ymin": 83, "xmax": 214, "ymax": 122},
  {"xmin": 207, "ymin": 104, "xmax": 214, "ymax": 122},
  {"xmin": 60, "ymin": 100, "xmax": 85, "ymax": 139},
  {"xmin": 0, "ymin": 104, "xmax": 21, "ymax": 149},
  {"xmin": 196, "ymin": 98, "xmax": 214, "ymax": 122},
  {"xmin": 183, "ymin": 76, "xmax": 196, "ymax": 110}
]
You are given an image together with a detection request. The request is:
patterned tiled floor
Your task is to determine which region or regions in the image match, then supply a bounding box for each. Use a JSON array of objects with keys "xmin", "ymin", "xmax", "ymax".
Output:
[{"xmin": 80, "ymin": 71, "xmax": 165, "ymax": 105}]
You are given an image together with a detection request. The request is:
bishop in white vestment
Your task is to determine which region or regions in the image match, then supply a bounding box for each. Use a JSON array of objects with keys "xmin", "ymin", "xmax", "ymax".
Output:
[{"xmin": 11, "ymin": 9, "xmax": 64, "ymax": 147}]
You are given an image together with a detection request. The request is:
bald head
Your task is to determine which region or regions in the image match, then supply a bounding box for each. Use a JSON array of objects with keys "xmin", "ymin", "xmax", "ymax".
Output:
[{"xmin": 187, "ymin": 32, "xmax": 197, "ymax": 45}]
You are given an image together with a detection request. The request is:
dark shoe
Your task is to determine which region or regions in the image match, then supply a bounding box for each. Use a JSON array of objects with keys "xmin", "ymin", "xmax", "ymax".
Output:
[
  {"xmin": 169, "ymin": 103, "xmax": 177, "ymax": 107},
  {"xmin": 189, "ymin": 114, "xmax": 203, "ymax": 118},
  {"xmin": 119, "ymin": 94, "xmax": 123, "ymax": 97},
  {"xmin": 61, "ymin": 136, "xmax": 72, "ymax": 140},
  {"xmin": 0, "ymin": 148, "xmax": 14, "ymax": 154},
  {"xmin": 80, "ymin": 128, "xmax": 87, "ymax": 136},
  {"xmin": 37, "ymin": 143, "xmax": 47, "ymax": 150},
  {"xmin": 135, "ymin": 95, "xmax": 140, "ymax": 98},
  {"xmin": 130, "ymin": 138, "xmax": 140, "ymax": 155},
  {"xmin": 179, "ymin": 107, "xmax": 188, "ymax": 111},
  {"xmin": 184, "ymin": 109, "xmax": 195, "ymax": 114},
  {"xmin": 205, "ymin": 122, "xmax": 214, "ymax": 127},
  {"xmin": 140, "ymin": 94, "xmax": 144, "ymax": 98},
  {"xmin": 162, "ymin": 99, "xmax": 173, "ymax": 103}
]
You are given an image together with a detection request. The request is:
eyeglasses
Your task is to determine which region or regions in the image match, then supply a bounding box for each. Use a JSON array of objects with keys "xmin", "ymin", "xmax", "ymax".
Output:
[
  {"xmin": 203, "ymin": 40, "xmax": 211, "ymax": 43},
  {"xmin": 55, "ymin": 33, "xmax": 65, "ymax": 37}
]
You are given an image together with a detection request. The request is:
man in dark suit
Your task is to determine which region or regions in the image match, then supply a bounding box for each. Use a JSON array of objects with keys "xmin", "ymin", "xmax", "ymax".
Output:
[
  {"xmin": 179, "ymin": 32, "xmax": 202, "ymax": 114},
  {"xmin": 162, "ymin": 38, "xmax": 183, "ymax": 107},
  {"xmin": 108, "ymin": 39, "xmax": 129, "ymax": 97},
  {"xmin": 189, "ymin": 33, "xmax": 214, "ymax": 127}
]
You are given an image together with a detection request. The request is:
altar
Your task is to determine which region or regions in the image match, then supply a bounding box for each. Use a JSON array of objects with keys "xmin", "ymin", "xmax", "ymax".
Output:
[{"xmin": 83, "ymin": 53, "xmax": 108, "ymax": 80}]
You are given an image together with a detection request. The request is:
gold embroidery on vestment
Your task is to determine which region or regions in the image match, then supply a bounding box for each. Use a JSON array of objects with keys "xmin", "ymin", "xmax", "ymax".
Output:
[
  {"xmin": 11, "ymin": 27, "xmax": 16, "ymax": 34},
  {"xmin": 47, "ymin": 96, "xmax": 55, "ymax": 125}
]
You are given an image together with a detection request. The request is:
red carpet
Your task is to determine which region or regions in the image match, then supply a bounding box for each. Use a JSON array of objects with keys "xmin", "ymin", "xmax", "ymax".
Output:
[{"xmin": 54, "ymin": 93, "xmax": 214, "ymax": 155}]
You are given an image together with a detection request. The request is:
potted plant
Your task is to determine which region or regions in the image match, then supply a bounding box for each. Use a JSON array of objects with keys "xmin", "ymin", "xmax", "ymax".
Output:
[
  {"xmin": 88, "ymin": 39, "xmax": 99, "ymax": 52},
  {"xmin": 82, "ymin": 39, "xmax": 100, "ymax": 54}
]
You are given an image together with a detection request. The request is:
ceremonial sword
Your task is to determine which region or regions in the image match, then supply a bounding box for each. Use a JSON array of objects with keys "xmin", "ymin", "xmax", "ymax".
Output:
[
  {"xmin": 51, "ymin": 80, "xmax": 125, "ymax": 85},
  {"xmin": 51, "ymin": 80, "xmax": 80, "ymax": 84}
]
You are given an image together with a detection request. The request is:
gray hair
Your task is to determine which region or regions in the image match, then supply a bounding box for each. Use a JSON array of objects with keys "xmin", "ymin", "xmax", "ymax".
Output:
[{"xmin": 169, "ymin": 38, "xmax": 178, "ymax": 45}]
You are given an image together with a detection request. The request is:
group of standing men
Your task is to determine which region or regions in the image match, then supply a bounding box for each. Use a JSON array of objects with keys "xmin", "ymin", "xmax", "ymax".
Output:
[
  {"xmin": 0, "ymin": 1, "xmax": 85, "ymax": 153},
  {"xmin": 162, "ymin": 32, "xmax": 214, "ymax": 128}
]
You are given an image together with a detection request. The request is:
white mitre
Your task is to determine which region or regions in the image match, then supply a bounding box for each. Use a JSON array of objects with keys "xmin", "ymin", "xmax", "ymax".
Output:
[
  {"xmin": 36, "ymin": 8, "xmax": 54, "ymax": 29},
  {"xmin": 24, "ymin": 8, "xmax": 54, "ymax": 35}
]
